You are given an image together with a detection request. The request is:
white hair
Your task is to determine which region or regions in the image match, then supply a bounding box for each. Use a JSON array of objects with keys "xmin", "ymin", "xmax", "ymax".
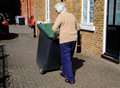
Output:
[{"xmin": 55, "ymin": 2, "xmax": 66, "ymax": 13}]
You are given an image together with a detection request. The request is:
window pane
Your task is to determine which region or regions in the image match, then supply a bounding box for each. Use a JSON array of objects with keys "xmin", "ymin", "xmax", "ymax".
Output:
[
  {"xmin": 108, "ymin": 0, "xmax": 114, "ymax": 25},
  {"xmin": 115, "ymin": 0, "xmax": 120, "ymax": 25},
  {"xmin": 83, "ymin": 0, "xmax": 87, "ymax": 24},
  {"xmin": 90, "ymin": 0, "xmax": 94, "ymax": 22}
]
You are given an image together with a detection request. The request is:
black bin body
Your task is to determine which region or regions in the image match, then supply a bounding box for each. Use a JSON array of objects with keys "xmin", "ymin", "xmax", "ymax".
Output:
[{"xmin": 37, "ymin": 23, "xmax": 60, "ymax": 74}]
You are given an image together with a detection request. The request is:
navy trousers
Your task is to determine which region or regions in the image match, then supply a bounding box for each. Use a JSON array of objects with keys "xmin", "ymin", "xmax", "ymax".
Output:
[{"xmin": 60, "ymin": 41, "xmax": 76, "ymax": 81}]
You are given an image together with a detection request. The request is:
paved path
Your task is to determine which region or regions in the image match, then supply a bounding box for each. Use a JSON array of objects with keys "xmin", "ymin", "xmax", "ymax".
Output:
[{"xmin": 0, "ymin": 25, "xmax": 120, "ymax": 88}]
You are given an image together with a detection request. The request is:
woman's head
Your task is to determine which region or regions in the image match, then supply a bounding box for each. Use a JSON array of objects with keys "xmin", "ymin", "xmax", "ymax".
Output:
[{"xmin": 55, "ymin": 2, "xmax": 66, "ymax": 14}]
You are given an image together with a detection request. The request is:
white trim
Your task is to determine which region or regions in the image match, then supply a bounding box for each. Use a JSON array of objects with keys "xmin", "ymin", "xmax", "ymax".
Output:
[
  {"xmin": 103, "ymin": 0, "xmax": 107, "ymax": 54},
  {"xmin": 87, "ymin": 0, "xmax": 90, "ymax": 24},
  {"xmin": 80, "ymin": 24, "xmax": 95, "ymax": 31},
  {"xmin": 81, "ymin": 0, "xmax": 83, "ymax": 24},
  {"xmin": 45, "ymin": 0, "xmax": 50, "ymax": 23},
  {"xmin": 47, "ymin": 0, "xmax": 50, "ymax": 22}
]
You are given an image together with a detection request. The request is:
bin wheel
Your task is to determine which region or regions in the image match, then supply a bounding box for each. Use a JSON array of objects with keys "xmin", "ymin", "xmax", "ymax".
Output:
[{"xmin": 39, "ymin": 69, "xmax": 46, "ymax": 74}]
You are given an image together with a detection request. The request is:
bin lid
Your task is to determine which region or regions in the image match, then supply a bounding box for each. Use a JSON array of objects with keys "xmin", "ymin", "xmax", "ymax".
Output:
[{"xmin": 37, "ymin": 23, "xmax": 55, "ymax": 39}]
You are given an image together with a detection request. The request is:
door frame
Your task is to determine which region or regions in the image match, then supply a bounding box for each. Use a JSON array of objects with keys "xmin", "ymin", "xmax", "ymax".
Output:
[{"xmin": 103, "ymin": 0, "xmax": 108, "ymax": 54}]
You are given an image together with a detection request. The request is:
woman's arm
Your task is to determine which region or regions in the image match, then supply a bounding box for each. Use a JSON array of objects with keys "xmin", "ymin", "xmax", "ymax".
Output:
[{"xmin": 52, "ymin": 14, "xmax": 62, "ymax": 32}]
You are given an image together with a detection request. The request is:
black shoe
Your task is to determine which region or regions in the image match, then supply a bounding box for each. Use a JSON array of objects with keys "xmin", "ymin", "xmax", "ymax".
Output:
[
  {"xmin": 60, "ymin": 72, "xmax": 66, "ymax": 78},
  {"xmin": 65, "ymin": 79, "xmax": 75, "ymax": 84},
  {"xmin": 33, "ymin": 35, "xmax": 36, "ymax": 38},
  {"xmin": 40, "ymin": 69, "xmax": 46, "ymax": 75}
]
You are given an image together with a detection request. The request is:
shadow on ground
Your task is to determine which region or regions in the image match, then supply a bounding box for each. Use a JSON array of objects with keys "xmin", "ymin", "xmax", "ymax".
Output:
[
  {"xmin": 0, "ymin": 33, "xmax": 19, "ymax": 40},
  {"xmin": 39, "ymin": 57, "xmax": 86, "ymax": 75},
  {"xmin": 72, "ymin": 57, "xmax": 85, "ymax": 75}
]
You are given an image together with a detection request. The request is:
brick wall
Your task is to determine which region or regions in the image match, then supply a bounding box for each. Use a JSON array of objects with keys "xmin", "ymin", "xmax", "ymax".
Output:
[
  {"xmin": 80, "ymin": 0, "xmax": 104, "ymax": 57},
  {"xmin": 64, "ymin": 0, "xmax": 81, "ymax": 21},
  {"xmin": 50, "ymin": 0, "xmax": 58, "ymax": 22},
  {"xmin": 20, "ymin": 0, "xmax": 35, "ymax": 24},
  {"xmin": 34, "ymin": 0, "xmax": 45, "ymax": 21},
  {"xmin": 34, "ymin": 0, "xmax": 59, "ymax": 22},
  {"xmin": 94, "ymin": 0, "xmax": 104, "ymax": 56}
]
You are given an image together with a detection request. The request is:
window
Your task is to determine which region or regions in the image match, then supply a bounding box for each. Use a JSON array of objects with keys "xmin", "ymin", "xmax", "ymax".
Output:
[
  {"xmin": 115, "ymin": 0, "xmax": 120, "ymax": 25},
  {"xmin": 81, "ymin": 0, "xmax": 95, "ymax": 31}
]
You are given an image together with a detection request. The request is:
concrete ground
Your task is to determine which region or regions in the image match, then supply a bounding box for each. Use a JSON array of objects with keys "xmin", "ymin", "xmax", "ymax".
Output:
[{"xmin": 0, "ymin": 25, "xmax": 120, "ymax": 88}]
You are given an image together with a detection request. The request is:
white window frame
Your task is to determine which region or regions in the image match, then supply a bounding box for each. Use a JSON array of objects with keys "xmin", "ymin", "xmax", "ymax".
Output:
[{"xmin": 80, "ymin": 0, "xmax": 95, "ymax": 31}]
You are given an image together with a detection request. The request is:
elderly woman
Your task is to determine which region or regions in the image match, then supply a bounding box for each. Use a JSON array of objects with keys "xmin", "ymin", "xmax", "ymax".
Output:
[{"xmin": 52, "ymin": 2, "xmax": 80, "ymax": 84}]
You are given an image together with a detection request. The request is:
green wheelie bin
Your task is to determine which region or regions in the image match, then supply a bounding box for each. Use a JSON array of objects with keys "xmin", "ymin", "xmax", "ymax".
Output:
[{"xmin": 37, "ymin": 23, "xmax": 60, "ymax": 74}]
